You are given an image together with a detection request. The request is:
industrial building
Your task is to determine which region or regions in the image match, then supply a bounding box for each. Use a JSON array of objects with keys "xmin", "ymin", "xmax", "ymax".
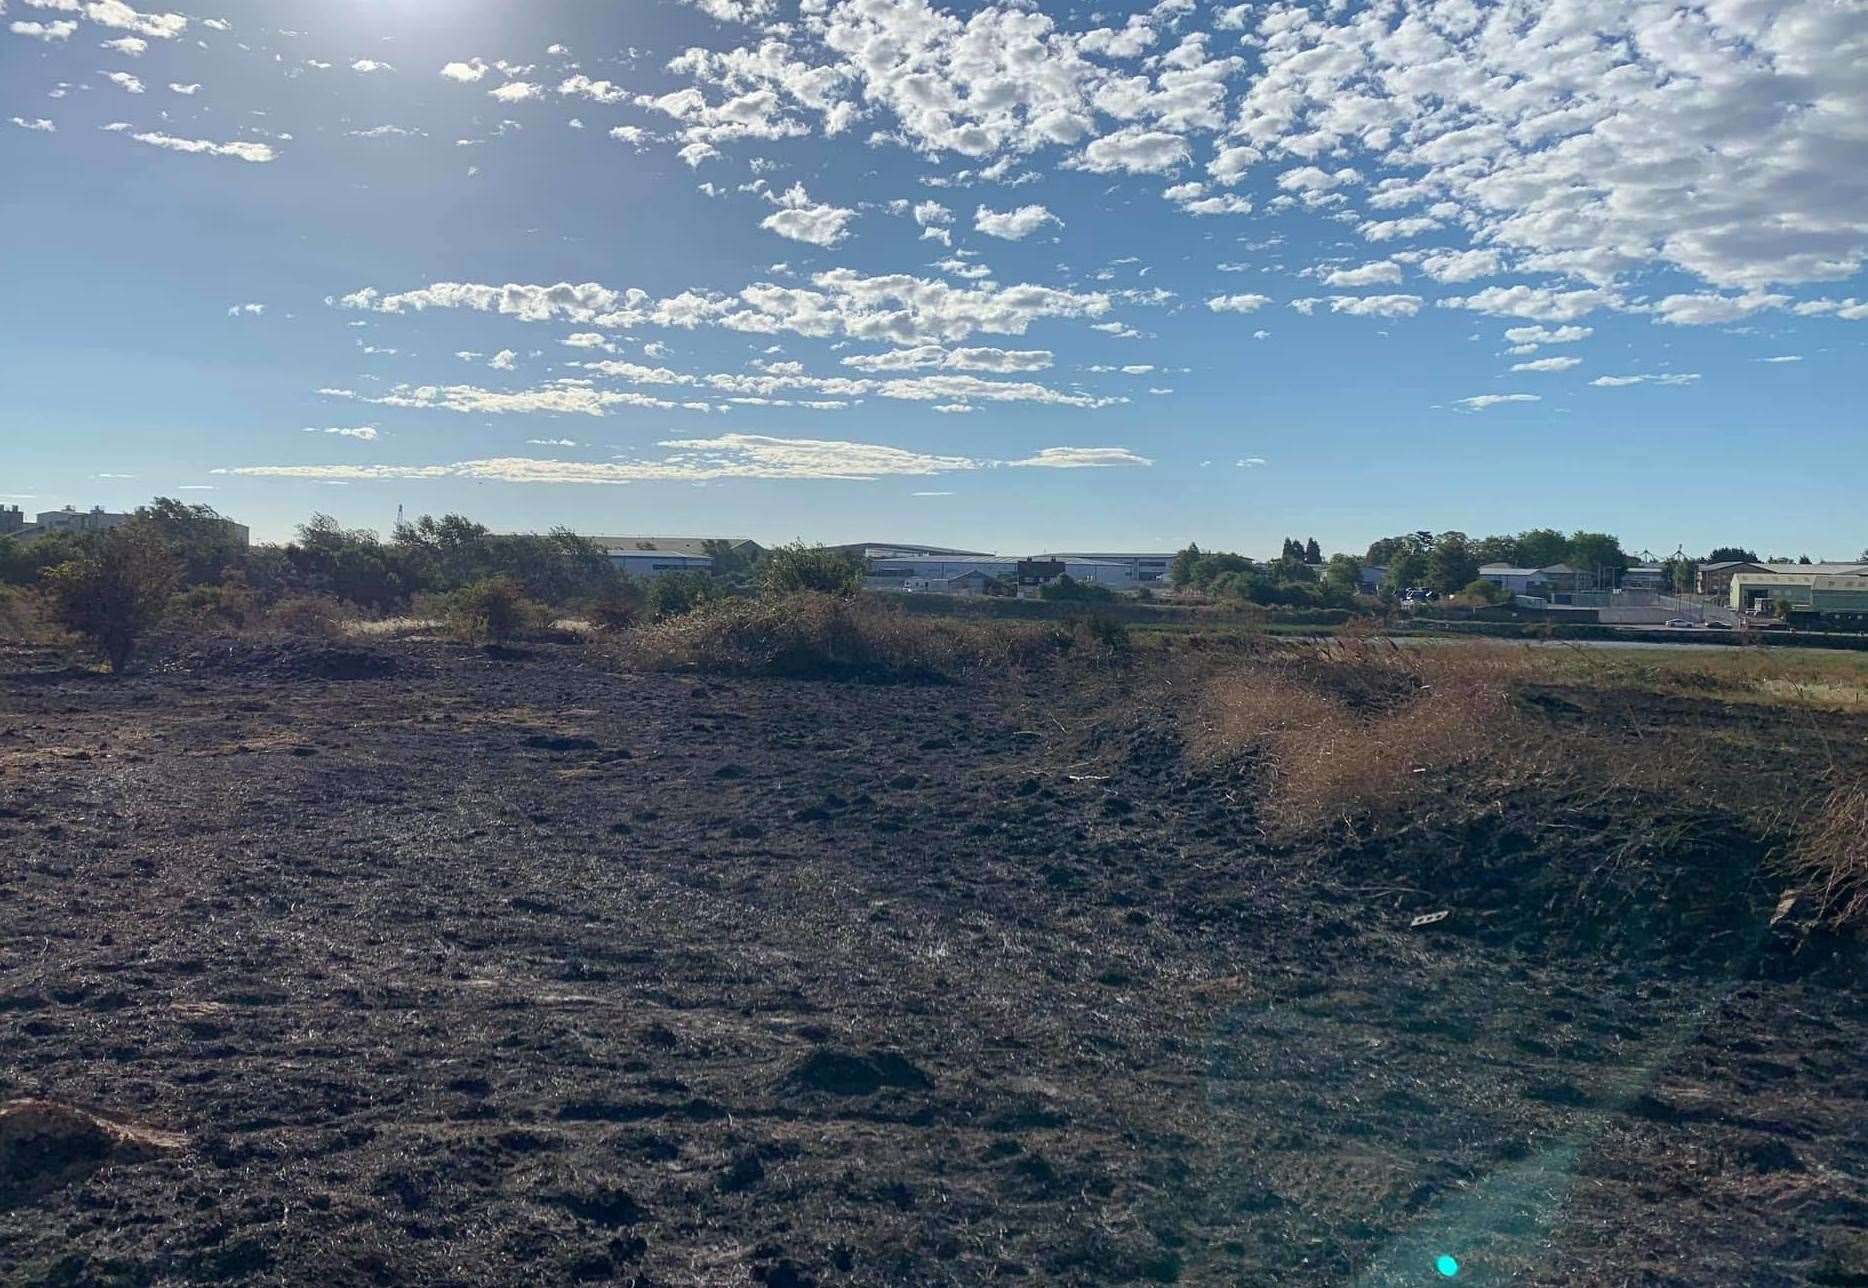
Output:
[
  {"xmin": 1728, "ymin": 566, "xmax": 1868, "ymax": 617},
  {"xmin": 1476, "ymin": 564, "xmax": 1552, "ymax": 595},
  {"xmin": 604, "ymin": 550, "xmax": 716, "ymax": 579},
  {"xmin": 1696, "ymin": 560, "xmax": 1773, "ymax": 598},
  {"xmin": 588, "ymin": 536, "xmax": 762, "ymax": 561},
  {"xmin": 1031, "ymin": 552, "xmax": 1176, "ymax": 583}
]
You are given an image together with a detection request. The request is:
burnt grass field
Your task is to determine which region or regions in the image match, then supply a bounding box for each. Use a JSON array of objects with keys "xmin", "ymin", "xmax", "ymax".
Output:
[{"xmin": 3, "ymin": 635, "xmax": 1866, "ymax": 1286}]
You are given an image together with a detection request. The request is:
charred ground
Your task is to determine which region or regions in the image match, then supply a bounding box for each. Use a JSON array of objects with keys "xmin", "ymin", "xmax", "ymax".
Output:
[{"xmin": 2, "ymin": 636, "xmax": 1865, "ymax": 1286}]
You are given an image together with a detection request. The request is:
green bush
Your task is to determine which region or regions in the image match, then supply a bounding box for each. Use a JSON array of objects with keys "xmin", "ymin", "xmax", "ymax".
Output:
[
  {"xmin": 1460, "ymin": 578, "xmax": 1511, "ymax": 606},
  {"xmin": 169, "ymin": 574, "xmax": 262, "ymax": 633},
  {"xmin": 645, "ymin": 569, "xmax": 722, "ymax": 621},
  {"xmin": 449, "ymin": 576, "xmax": 544, "ymax": 644},
  {"xmin": 756, "ymin": 542, "xmax": 861, "ymax": 597},
  {"xmin": 0, "ymin": 584, "xmax": 50, "ymax": 641},
  {"xmin": 39, "ymin": 527, "xmax": 181, "ymax": 672}
]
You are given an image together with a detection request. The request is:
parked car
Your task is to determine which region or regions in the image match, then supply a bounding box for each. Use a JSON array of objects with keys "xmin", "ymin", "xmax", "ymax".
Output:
[
  {"xmin": 1665, "ymin": 618, "xmax": 1695, "ymax": 628},
  {"xmin": 1705, "ymin": 620, "xmax": 1732, "ymax": 630}
]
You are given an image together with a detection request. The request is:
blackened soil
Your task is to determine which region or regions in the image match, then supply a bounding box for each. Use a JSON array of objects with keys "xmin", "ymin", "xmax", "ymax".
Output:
[{"xmin": 1, "ymin": 639, "xmax": 1864, "ymax": 1286}]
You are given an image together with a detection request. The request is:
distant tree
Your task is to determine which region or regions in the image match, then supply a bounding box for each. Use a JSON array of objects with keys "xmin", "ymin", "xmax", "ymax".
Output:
[
  {"xmin": 1798, "ymin": 554, "xmax": 1813, "ymax": 565},
  {"xmin": 701, "ymin": 539, "xmax": 756, "ymax": 581},
  {"xmin": 1473, "ymin": 534, "xmax": 1522, "ymax": 566},
  {"xmin": 1385, "ymin": 548, "xmax": 1428, "ymax": 594},
  {"xmin": 134, "ymin": 497, "xmax": 246, "ymax": 586},
  {"xmin": 1304, "ymin": 537, "xmax": 1322, "ymax": 564},
  {"xmin": 1322, "ymin": 554, "xmax": 1363, "ymax": 595},
  {"xmin": 0, "ymin": 530, "xmax": 95, "ymax": 587},
  {"xmin": 1169, "ymin": 543, "xmax": 1202, "ymax": 588},
  {"xmin": 756, "ymin": 542, "xmax": 861, "ymax": 597},
  {"xmin": 1515, "ymin": 528, "xmax": 1570, "ymax": 568},
  {"xmin": 1426, "ymin": 532, "xmax": 1479, "ymax": 594},
  {"xmin": 1365, "ymin": 531, "xmax": 1436, "ymax": 566},
  {"xmin": 1860, "ymin": 548, "xmax": 1868, "ymax": 562},
  {"xmin": 1280, "ymin": 537, "xmax": 1306, "ymax": 562},
  {"xmin": 1662, "ymin": 556, "xmax": 1698, "ymax": 594},
  {"xmin": 1461, "ymin": 578, "xmax": 1511, "ymax": 605},
  {"xmin": 1566, "ymin": 531, "xmax": 1629, "ymax": 582},
  {"xmin": 1707, "ymin": 546, "xmax": 1760, "ymax": 564},
  {"xmin": 40, "ymin": 526, "xmax": 180, "ymax": 672}
]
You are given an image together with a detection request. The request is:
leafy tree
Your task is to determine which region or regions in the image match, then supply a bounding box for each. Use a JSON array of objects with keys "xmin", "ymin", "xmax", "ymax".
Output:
[
  {"xmin": 1707, "ymin": 546, "xmax": 1760, "ymax": 564},
  {"xmin": 40, "ymin": 526, "xmax": 180, "ymax": 672},
  {"xmin": 1365, "ymin": 531, "xmax": 1435, "ymax": 566},
  {"xmin": 1461, "ymin": 578, "xmax": 1511, "ymax": 605},
  {"xmin": 133, "ymin": 498, "xmax": 245, "ymax": 586},
  {"xmin": 756, "ymin": 542, "xmax": 861, "ymax": 596},
  {"xmin": 1280, "ymin": 537, "xmax": 1306, "ymax": 563},
  {"xmin": 1304, "ymin": 537, "xmax": 1322, "ymax": 564},
  {"xmin": 1797, "ymin": 554, "xmax": 1813, "ymax": 565},
  {"xmin": 1426, "ymin": 532, "xmax": 1479, "ymax": 594},
  {"xmin": 1566, "ymin": 531, "xmax": 1629, "ymax": 582},
  {"xmin": 1515, "ymin": 528, "xmax": 1570, "ymax": 568},
  {"xmin": 1473, "ymin": 534, "xmax": 1522, "ymax": 566},
  {"xmin": 290, "ymin": 514, "xmax": 422, "ymax": 610},
  {"xmin": 701, "ymin": 539, "xmax": 757, "ymax": 580},
  {"xmin": 1385, "ymin": 548, "xmax": 1428, "ymax": 595},
  {"xmin": 0, "ymin": 530, "xmax": 98, "ymax": 587},
  {"xmin": 1322, "ymin": 554, "xmax": 1364, "ymax": 595},
  {"xmin": 1169, "ymin": 543, "xmax": 1203, "ymax": 588}
]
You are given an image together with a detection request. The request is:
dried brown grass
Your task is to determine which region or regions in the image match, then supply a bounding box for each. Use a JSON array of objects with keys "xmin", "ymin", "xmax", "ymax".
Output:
[
  {"xmin": 1785, "ymin": 782, "xmax": 1868, "ymax": 931},
  {"xmin": 611, "ymin": 592, "xmax": 1121, "ymax": 682},
  {"xmin": 1192, "ymin": 639, "xmax": 1549, "ymax": 831}
]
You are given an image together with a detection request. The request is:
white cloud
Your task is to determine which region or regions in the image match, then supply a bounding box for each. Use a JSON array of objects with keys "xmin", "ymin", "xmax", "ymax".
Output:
[
  {"xmin": 11, "ymin": 20, "xmax": 78, "ymax": 41},
  {"xmin": 487, "ymin": 349, "xmax": 518, "ymax": 371},
  {"xmin": 1075, "ymin": 127, "xmax": 1190, "ymax": 175},
  {"xmin": 103, "ymin": 70, "xmax": 145, "ymax": 93},
  {"xmin": 168, "ymin": 82, "xmax": 198, "ymax": 94},
  {"xmin": 440, "ymin": 57, "xmax": 488, "ymax": 83},
  {"xmin": 128, "ymin": 131, "xmax": 274, "ymax": 161},
  {"xmin": 1590, "ymin": 373, "xmax": 1701, "ymax": 388},
  {"xmin": 760, "ymin": 183, "xmax": 855, "ymax": 246},
  {"xmin": 1455, "ymin": 394, "xmax": 1541, "ymax": 411},
  {"xmin": 1441, "ymin": 286, "xmax": 1617, "ymax": 322},
  {"xmin": 1005, "ymin": 446, "xmax": 1152, "ymax": 469},
  {"xmin": 974, "ymin": 203, "xmax": 1061, "ymax": 240},
  {"xmin": 350, "ymin": 59, "xmax": 392, "ymax": 73},
  {"xmin": 101, "ymin": 35, "xmax": 144, "ymax": 55},
  {"xmin": 1418, "ymin": 249, "xmax": 1502, "ymax": 283},
  {"xmin": 226, "ymin": 302, "xmax": 264, "ymax": 317},
  {"xmin": 1321, "ymin": 261, "xmax": 1401, "ymax": 288},
  {"xmin": 223, "ymin": 431, "xmax": 1148, "ymax": 486},
  {"xmin": 10, "ymin": 116, "xmax": 56, "ymax": 132},
  {"xmin": 1207, "ymin": 293, "xmax": 1270, "ymax": 313},
  {"xmin": 1652, "ymin": 291, "xmax": 1789, "ymax": 327},
  {"xmin": 1503, "ymin": 325, "xmax": 1592, "ymax": 350},
  {"xmin": 489, "ymin": 81, "xmax": 544, "ymax": 103},
  {"xmin": 303, "ymin": 426, "xmax": 378, "ymax": 440},
  {"xmin": 348, "ymin": 124, "xmax": 425, "ymax": 139},
  {"xmin": 339, "ymin": 270, "xmax": 1109, "ymax": 345},
  {"xmin": 841, "ymin": 344, "xmax": 1051, "ymax": 373},
  {"xmin": 678, "ymin": 0, "xmax": 777, "ymax": 22},
  {"xmin": 1509, "ymin": 356, "xmax": 1581, "ymax": 373},
  {"xmin": 1325, "ymin": 294, "xmax": 1420, "ymax": 318}
]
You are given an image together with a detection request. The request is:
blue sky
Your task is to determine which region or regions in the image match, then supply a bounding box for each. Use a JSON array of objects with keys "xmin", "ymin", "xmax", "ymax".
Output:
[{"xmin": 3, "ymin": 0, "xmax": 1865, "ymax": 559}]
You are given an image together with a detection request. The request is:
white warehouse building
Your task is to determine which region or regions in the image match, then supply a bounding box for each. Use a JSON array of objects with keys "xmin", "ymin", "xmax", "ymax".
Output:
[{"xmin": 607, "ymin": 551, "xmax": 714, "ymax": 578}]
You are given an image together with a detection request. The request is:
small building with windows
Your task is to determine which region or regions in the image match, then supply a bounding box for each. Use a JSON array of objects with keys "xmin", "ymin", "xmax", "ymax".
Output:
[
  {"xmin": 605, "ymin": 551, "xmax": 714, "ymax": 579},
  {"xmin": 1477, "ymin": 564, "xmax": 1551, "ymax": 596},
  {"xmin": 1032, "ymin": 552, "xmax": 1176, "ymax": 583},
  {"xmin": 1621, "ymin": 565, "xmax": 1669, "ymax": 592},
  {"xmin": 1697, "ymin": 560, "xmax": 1772, "ymax": 598}
]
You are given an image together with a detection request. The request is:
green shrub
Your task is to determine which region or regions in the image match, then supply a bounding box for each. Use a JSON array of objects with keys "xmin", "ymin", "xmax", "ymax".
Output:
[
  {"xmin": 0, "ymin": 584, "xmax": 50, "ymax": 641},
  {"xmin": 1040, "ymin": 574, "xmax": 1117, "ymax": 603},
  {"xmin": 39, "ymin": 527, "xmax": 181, "ymax": 672},
  {"xmin": 756, "ymin": 542, "xmax": 861, "ymax": 597},
  {"xmin": 1460, "ymin": 578, "xmax": 1511, "ymax": 606},
  {"xmin": 645, "ymin": 569, "xmax": 722, "ymax": 621},
  {"xmin": 449, "ymin": 576, "xmax": 544, "ymax": 644}
]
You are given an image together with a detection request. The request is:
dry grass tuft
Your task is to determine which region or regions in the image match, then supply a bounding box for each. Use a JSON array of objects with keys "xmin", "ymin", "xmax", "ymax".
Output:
[
  {"xmin": 1785, "ymin": 783, "xmax": 1868, "ymax": 932},
  {"xmin": 611, "ymin": 592, "xmax": 1121, "ymax": 682},
  {"xmin": 1193, "ymin": 639, "xmax": 1547, "ymax": 831}
]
